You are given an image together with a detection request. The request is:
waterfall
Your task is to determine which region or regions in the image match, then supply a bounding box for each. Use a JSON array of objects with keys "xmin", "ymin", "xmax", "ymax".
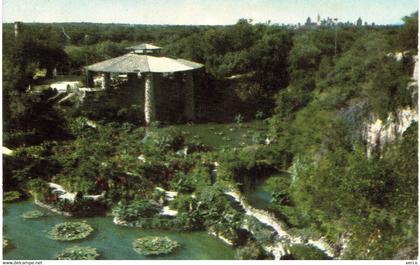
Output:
[{"xmin": 224, "ymin": 189, "xmax": 335, "ymax": 259}]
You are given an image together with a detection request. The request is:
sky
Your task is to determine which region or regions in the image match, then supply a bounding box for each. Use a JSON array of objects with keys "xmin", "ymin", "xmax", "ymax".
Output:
[{"xmin": 2, "ymin": 0, "xmax": 418, "ymax": 25}]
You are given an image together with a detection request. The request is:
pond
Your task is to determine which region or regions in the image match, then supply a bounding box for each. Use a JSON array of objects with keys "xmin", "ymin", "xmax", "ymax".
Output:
[{"xmin": 3, "ymin": 200, "xmax": 235, "ymax": 260}]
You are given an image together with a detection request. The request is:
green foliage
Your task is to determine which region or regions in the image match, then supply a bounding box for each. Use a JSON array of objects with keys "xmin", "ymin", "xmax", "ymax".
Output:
[
  {"xmin": 255, "ymin": 111, "xmax": 264, "ymax": 120},
  {"xmin": 268, "ymin": 24, "xmax": 417, "ymax": 258},
  {"xmin": 56, "ymin": 246, "xmax": 100, "ymax": 260},
  {"xmin": 234, "ymin": 114, "xmax": 244, "ymax": 125},
  {"xmin": 235, "ymin": 241, "xmax": 267, "ymax": 260},
  {"xmin": 4, "ymin": 88, "xmax": 70, "ymax": 146},
  {"xmin": 21, "ymin": 210, "xmax": 45, "ymax": 219},
  {"xmin": 112, "ymin": 199, "xmax": 161, "ymax": 222},
  {"xmin": 132, "ymin": 236, "xmax": 180, "ymax": 256},
  {"xmin": 289, "ymin": 138, "xmax": 418, "ymax": 258},
  {"xmin": 245, "ymin": 216, "xmax": 277, "ymax": 245},
  {"xmin": 65, "ymin": 41, "xmax": 127, "ymax": 69},
  {"xmin": 3, "ymin": 32, "xmax": 70, "ymax": 147},
  {"xmin": 142, "ymin": 128, "xmax": 185, "ymax": 155},
  {"xmin": 169, "ymin": 167, "xmax": 212, "ymax": 194},
  {"xmin": 49, "ymin": 222, "xmax": 94, "ymax": 241},
  {"xmin": 397, "ymin": 12, "xmax": 418, "ymax": 51},
  {"xmin": 4, "ymin": 143, "xmax": 61, "ymax": 192},
  {"xmin": 288, "ymin": 244, "xmax": 330, "ymax": 260},
  {"xmin": 366, "ymin": 59, "xmax": 411, "ymax": 120},
  {"xmin": 26, "ymin": 179, "xmax": 50, "ymax": 202},
  {"xmin": 3, "ymin": 191, "xmax": 23, "ymax": 203}
]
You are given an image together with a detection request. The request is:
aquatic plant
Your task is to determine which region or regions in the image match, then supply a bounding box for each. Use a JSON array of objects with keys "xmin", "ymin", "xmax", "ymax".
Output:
[
  {"xmin": 49, "ymin": 222, "xmax": 94, "ymax": 241},
  {"xmin": 56, "ymin": 246, "xmax": 100, "ymax": 260},
  {"xmin": 132, "ymin": 236, "xmax": 179, "ymax": 256},
  {"xmin": 22, "ymin": 210, "xmax": 45, "ymax": 219},
  {"xmin": 3, "ymin": 191, "xmax": 22, "ymax": 203}
]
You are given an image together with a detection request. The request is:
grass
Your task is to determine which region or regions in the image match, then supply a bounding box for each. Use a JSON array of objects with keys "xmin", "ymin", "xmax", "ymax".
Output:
[{"xmin": 170, "ymin": 120, "xmax": 269, "ymax": 150}]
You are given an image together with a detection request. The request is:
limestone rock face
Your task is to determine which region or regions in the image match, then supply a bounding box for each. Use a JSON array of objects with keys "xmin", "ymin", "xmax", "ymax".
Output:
[{"xmin": 364, "ymin": 107, "xmax": 418, "ymax": 156}]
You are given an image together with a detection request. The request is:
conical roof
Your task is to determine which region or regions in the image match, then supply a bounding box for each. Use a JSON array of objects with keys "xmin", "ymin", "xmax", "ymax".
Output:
[{"xmin": 85, "ymin": 53, "xmax": 203, "ymax": 73}]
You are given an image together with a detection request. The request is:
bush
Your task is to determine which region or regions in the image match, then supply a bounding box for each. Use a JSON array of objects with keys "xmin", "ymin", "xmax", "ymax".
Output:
[
  {"xmin": 112, "ymin": 199, "xmax": 161, "ymax": 222},
  {"xmin": 142, "ymin": 128, "xmax": 185, "ymax": 155},
  {"xmin": 3, "ymin": 191, "xmax": 22, "ymax": 202},
  {"xmin": 26, "ymin": 179, "xmax": 50, "ymax": 202},
  {"xmin": 132, "ymin": 236, "xmax": 179, "ymax": 256}
]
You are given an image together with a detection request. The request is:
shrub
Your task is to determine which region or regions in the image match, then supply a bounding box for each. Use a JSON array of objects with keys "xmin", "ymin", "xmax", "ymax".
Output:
[
  {"xmin": 112, "ymin": 199, "xmax": 161, "ymax": 222},
  {"xmin": 3, "ymin": 191, "xmax": 22, "ymax": 203},
  {"xmin": 142, "ymin": 127, "xmax": 185, "ymax": 155}
]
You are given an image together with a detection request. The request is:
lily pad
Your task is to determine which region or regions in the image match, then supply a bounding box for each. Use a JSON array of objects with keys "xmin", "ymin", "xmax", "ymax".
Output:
[
  {"xmin": 49, "ymin": 222, "xmax": 94, "ymax": 241},
  {"xmin": 132, "ymin": 236, "xmax": 179, "ymax": 256},
  {"xmin": 56, "ymin": 246, "xmax": 99, "ymax": 260},
  {"xmin": 22, "ymin": 210, "xmax": 45, "ymax": 219}
]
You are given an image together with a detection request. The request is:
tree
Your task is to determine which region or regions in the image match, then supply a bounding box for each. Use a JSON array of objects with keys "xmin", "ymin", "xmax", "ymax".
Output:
[
  {"xmin": 356, "ymin": 17, "xmax": 363, "ymax": 27},
  {"xmin": 397, "ymin": 12, "xmax": 418, "ymax": 51}
]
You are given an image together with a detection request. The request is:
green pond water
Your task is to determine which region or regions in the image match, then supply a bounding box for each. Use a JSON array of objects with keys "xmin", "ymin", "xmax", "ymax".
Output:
[
  {"xmin": 245, "ymin": 173, "xmax": 290, "ymax": 210},
  {"xmin": 3, "ymin": 200, "xmax": 235, "ymax": 260},
  {"xmin": 246, "ymin": 180, "xmax": 273, "ymax": 210}
]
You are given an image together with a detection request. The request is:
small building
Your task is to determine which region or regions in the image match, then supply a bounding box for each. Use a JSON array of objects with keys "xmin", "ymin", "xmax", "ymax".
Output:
[{"xmin": 84, "ymin": 44, "xmax": 203, "ymax": 124}]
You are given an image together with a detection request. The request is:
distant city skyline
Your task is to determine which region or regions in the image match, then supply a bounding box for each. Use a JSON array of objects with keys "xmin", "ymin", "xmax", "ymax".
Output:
[{"xmin": 2, "ymin": 0, "xmax": 418, "ymax": 25}]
